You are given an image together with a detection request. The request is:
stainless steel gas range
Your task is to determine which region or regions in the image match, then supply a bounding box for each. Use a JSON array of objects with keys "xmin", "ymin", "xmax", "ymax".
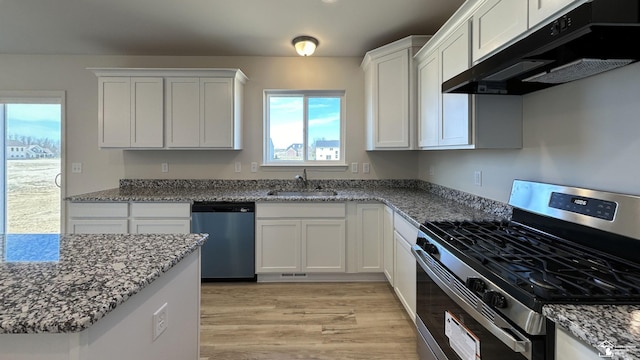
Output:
[{"xmin": 412, "ymin": 180, "xmax": 640, "ymax": 360}]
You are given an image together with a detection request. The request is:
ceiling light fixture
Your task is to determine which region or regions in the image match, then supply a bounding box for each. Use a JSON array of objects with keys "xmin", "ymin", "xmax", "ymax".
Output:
[{"xmin": 292, "ymin": 36, "xmax": 318, "ymax": 56}]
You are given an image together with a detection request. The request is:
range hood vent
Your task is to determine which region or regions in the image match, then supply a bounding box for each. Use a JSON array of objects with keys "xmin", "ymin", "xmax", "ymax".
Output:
[{"xmin": 443, "ymin": 0, "xmax": 640, "ymax": 95}]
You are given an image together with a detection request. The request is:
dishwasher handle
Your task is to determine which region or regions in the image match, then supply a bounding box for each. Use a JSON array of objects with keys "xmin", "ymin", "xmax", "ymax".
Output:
[{"xmin": 191, "ymin": 202, "xmax": 255, "ymax": 213}]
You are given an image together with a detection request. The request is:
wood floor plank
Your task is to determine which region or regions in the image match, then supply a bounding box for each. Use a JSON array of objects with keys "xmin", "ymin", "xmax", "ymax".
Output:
[{"xmin": 200, "ymin": 282, "xmax": 418, "ymax": 360}]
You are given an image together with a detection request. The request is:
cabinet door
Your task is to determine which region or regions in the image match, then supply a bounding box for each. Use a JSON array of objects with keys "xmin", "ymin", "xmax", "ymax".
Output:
[
  {"xmin": 440, "ymin": 23, "xmax": 472, "ymax": 147},
  {"xmin": 98, "ymin": 77, "xmax": 131, "ymax": 147},
  {"xmin": 355, "ymin": 204, "xmax": 384, "ymax": 272},
  {"xmin": 383, "ymin": 206, "xmax": 394, "ymax": 285},
  {"xmin": 131, "ymin": 77, "xmax": 163, "ymax": 148},
  {"xmin": 417, "ymin": 50, "xmax": 440, "ymax": 148},
  {"xmin": 394, "ymin": 230, "xmax": 416, "ymax": 321},
  {"xmin": 256, "ymin": 220, "xmax": 301, "ymax": 273},
  {"xmin": 473, "ymin": 0, "xmax": 528, "ymax": 62},
  {"xmin": 372, "ymin": 49, "xmax": 410, "ymax": 148},
  {"xmin": 301, "ymin": 220, "xmax": 346, "ymax": 272},
  {"xmin": 130, "ymin": 219, "xmax": 190, "ymax": 234},
  {"xmin": 68, "ymin": 220, "xmax": 128, "ymax": 234},
  {"xmin": 166, "ymin": 77, "xmax": 200, "ymax": 147},
  {"xmin": 529, "ymin": 0, "xmax": 576, "ymax": 29},
  {"xmin": 200, "ymin": 78, "xmax": 234, "ymax": 148}
]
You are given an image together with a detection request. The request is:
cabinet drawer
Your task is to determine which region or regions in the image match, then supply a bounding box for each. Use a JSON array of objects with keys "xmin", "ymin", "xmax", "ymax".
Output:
[
  {"xmin": 130, "ymin": 219, "xmax": 191, "ymax": 234},
  {"xmin": 394, "ymin": 213, "xmax": 418, "ymax": 245},
  {"xmin": 130, "ymin": 202, "xmax": 191, "ymax": 218},
  {"xmin": 256, "ymin": 203, "xmax": 346, "ymax": 218},
  {"xmin": 68, "ymin": 202, "xmax": 128, "ymax": 218},
  {"xmin": 68, "ymin": 219, "xmax": 128, "ymax": 234}
]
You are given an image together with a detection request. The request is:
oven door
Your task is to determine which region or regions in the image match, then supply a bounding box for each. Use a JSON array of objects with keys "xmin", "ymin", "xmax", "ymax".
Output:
[{"xmin": 413, "ymin": 245, "xmax": 547, "ymax": 360}]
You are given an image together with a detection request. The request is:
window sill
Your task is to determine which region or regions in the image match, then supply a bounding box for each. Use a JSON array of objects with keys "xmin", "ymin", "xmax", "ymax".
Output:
[{"xmin": 260, "ymin": 163, "xmax": 349, "ymax": 171}]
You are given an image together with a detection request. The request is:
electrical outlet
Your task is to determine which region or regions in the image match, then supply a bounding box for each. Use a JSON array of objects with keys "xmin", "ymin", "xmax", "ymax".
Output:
[
  {"xmin": 152, "ymin": 303, "xmax": 168, "ymax": 341},
  {"xmin": 474, "ymin": 170, "xmax": 482, "ymax": 187},
  {"xmin": 71, "ymin": 163, "xmax": 82, "ymax": 173},
  {"xmin": 351, "ymin": 162, "xmax": 358, "ymax": 173},
  {"xmin": 161, "ymin": 163, "xmax": 169, "ymax": 173},
  {"xmin": 235, "ymin": 161, "xmax": 241, "ymax": 173},
  {"xmin": 251, "ymin": 162, "xmax": 258, "ymax": 173},
  {"xmin": 363, "ymin": 163, "xmax": 370, "ymax": 174}
]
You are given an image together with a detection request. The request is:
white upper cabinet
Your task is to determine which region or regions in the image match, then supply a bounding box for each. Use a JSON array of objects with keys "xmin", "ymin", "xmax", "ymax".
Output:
[
  {"xmin": 528, "ymin": 0, "xmax": 578, "ymax": 28},
  {"xmin": 362, "ymin": 36, "xmax": 430, "ymax": 150},
  {"xmin": 200, "ymin": 78, "xmax": 234, "ymax": 148},
  {"xmin": 439, "ymin": 22, "xmax": 472, "ymax": 147},
  {"xmin": 416, "ymin": 11, "xmax": 523, "ymax": 150},
  {"xmin": 472, "ymin": 0, "xmax": 528, "ymax": 62},
  {"xmin": 166, "ymin": 77, "xmax": 238, "ymax": 148},
  {"xmin": 98, "ymin": 77, "xmax": 163, "ymax": 148},
  {"xmin": 166, "ymin": 78, "xmax": 200, "ymax": 147},
  {"xmin": 91, "ymin": 68, "xmax": 246, "ymax": 150},
  {"xmin": 417, "ymin": 49, "xmax": 440, "ymax": 148}
]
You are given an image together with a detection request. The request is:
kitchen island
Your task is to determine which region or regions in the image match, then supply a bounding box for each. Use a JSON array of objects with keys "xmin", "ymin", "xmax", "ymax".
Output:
[{"xmin": 0, "ymin": 232, "xmax": 208, "ymax": 360}]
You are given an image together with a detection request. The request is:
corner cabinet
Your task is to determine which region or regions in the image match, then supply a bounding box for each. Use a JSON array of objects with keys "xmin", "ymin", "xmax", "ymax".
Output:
[
  {"xmin": 90, "ymin": 68, "xmax": 247, "ymax": 150},
  {"xmin": 416, "ymin": 17, "xmax": 523, "ymax": 150},
  {"xmin": 362, "ymin": 36, "xmax": 430, "ymax": 150},
  {"xmin": 355, "ymin": 203, "xmax": 384, "ymax": 272}
]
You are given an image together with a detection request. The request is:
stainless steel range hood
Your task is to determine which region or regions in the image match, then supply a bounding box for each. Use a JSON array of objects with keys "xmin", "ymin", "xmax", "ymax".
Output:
[{"xmin": 443, "ymin": 0, "xmax": 640, "ymax": 95}]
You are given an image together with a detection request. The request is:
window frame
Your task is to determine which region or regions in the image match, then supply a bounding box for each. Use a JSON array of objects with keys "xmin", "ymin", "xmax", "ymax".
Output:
[{"xmin": 263, "ymin": 89, "xmax": 346, "ymax": 167}]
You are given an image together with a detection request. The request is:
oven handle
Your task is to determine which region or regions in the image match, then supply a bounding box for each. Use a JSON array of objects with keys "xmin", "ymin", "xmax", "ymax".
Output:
[{"xmin": 412, "ymin": 246, "xmax": 533, "ymax": 359}]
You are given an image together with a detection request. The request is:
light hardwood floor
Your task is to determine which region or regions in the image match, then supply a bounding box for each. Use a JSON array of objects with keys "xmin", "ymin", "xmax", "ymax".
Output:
[{"xmin": 200, "ymin": 282, "xmax": 418, "ymax": 360}]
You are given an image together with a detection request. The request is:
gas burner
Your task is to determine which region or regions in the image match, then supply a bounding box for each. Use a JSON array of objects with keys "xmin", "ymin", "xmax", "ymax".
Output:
[{"xmin": 592, "ymin": 277, "xmax": 618, "ymax": 291}]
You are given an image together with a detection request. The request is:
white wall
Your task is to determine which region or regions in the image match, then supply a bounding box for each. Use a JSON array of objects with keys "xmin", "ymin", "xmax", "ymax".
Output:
[
  {"xmin": 0, "ymin": 55, "xmax": 418, "ymax": 196},
  {"xmin": 418, "ymin": 61, "xmax": 640, "ymax": 203}
]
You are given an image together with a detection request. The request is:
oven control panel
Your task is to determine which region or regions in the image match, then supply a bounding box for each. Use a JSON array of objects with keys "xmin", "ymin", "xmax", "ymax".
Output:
[{"xmin": 549, "ymin": 192, "xmax": 617, "ymax": 221}]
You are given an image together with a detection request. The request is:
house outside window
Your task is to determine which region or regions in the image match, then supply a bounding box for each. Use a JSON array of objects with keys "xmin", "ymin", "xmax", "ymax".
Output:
[{"xmin": 264, "ymin": 90, "xmax": 345, "ymax": 165}]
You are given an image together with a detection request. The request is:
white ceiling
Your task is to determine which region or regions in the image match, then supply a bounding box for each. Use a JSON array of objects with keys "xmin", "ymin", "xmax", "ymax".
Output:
[{"xmin": 0, "ymin": 0, "xmax": 465, "ymax": 57}]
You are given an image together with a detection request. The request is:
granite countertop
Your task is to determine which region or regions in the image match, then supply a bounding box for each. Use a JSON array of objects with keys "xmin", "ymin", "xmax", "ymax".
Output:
[
  {"xmin": 66, "ymin": 179, "xmax": 640, "ymax": 355},
  {"xmin": 0, "ymin": 233, "xmax": 208, "ymax": 334},
  {"xmin": 66, "ymin": 179, "xmax": 510, "ymax": 228},
  {"xmin": 543, "ymin": 304, "xmax": 640, "ymax": 360}
]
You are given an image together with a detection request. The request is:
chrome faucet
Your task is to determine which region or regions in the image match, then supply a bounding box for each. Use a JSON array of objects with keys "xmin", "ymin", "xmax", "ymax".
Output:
[{"xmin": 295, "ymin": 168, "xmax": 308, "ymax": 188}]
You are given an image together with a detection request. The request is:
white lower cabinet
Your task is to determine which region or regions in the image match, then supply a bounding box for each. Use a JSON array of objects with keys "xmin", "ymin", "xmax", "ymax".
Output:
[
  {"xmin": 129, "ymin": 202, "xmax": 191, "ymax": 234},
  {"xmin": 355, "ymin": 204, "xmax": 384, "ymax": 272},
  {"xmin": 256, "ymin": 220, "xmax": 301, "ymax": 272},
  {"xmin": 67, "ymin": 202, "xmax": 190, "ymax": 234},
  {"xmin": 67, "ymin": 203, "xmax": 129, "ymax": 234},
  {"xmin": 393, "ymin": 213, "xmax": 418, "ymax": 321},
  {"xmin": 383, "ymin": 205, "xmax": 395, "ymax": 284},
  {"xmin": 255, "ymin": 203, "xmax": 346, "ymax": 274}
]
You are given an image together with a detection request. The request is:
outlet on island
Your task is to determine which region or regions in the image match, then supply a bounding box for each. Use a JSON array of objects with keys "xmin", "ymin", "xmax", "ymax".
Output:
[{"xmin": 152, "ymin": 302, "xmax": 168, "ymax": 341}]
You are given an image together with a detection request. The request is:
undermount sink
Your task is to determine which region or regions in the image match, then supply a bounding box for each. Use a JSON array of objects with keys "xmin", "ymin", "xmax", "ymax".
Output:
[{"xmin": 267, "ymin": 190, "xmax": 338, "ymax": 197}]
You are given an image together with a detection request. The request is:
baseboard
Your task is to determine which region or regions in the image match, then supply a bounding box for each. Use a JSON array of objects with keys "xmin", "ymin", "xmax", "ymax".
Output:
[{"xmin": 257, "ymin": 272, "xmax": 387, "ymax": 282}]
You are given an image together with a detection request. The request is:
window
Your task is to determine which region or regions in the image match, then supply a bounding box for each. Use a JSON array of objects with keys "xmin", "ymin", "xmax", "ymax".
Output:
[{"xmin": 264, "ymin": 90, "xmax": 345, "ymax": 165}]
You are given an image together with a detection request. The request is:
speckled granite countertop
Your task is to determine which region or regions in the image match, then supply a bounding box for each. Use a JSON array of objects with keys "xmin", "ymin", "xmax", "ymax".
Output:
[
  {"xmin": 66, "ymin": 179, "xmax": 640, "ymax": 355},
  {"xmin": 66, "ymin": 179, "xmax": 511, "ymax": 228},
  {"xmin": 543, "ymin": 304, "xmax": 640, "ymax": 359},
  {"xmin": 0, "ymin": 233, "xmax": 208, "ymax": 334}
]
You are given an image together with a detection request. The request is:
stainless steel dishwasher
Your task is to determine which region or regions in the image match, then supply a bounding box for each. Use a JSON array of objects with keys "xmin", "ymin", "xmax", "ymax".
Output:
[{"xmin": 191, "ymin": 202, "xmax": 256, "ymax": 281}]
